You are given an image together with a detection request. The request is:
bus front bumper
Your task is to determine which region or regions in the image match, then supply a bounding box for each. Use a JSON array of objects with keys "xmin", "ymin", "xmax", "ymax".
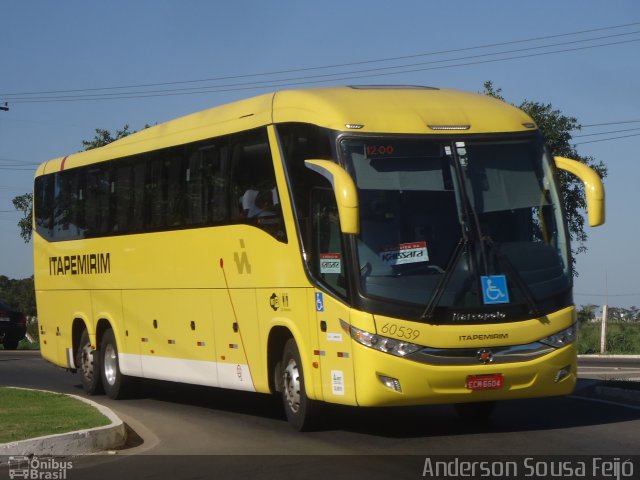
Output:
[{"xmin": 351, "ymin": 341, "xmax": 577, "ymax": 407}]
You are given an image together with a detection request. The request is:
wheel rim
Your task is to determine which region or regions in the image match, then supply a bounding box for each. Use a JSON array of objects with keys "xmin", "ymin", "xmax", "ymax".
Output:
[
  {"xmin": 80, "ymin": 342, "xmax": 94, "ymax": 382},
  {"xmin": 283, "ymin": 358, "xmax": 301, "ymax": 413},
  {"xmin": 103, "ymin": 343, "xmax": 118, "ymax": 386}
]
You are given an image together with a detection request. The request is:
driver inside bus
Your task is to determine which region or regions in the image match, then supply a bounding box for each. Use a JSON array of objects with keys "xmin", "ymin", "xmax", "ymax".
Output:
[{"xmin": 241, "ymin": 187, "xmax": 279, "ymax": 218}]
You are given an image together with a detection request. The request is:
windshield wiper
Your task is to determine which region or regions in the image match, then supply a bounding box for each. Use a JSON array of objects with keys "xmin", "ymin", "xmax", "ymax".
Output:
[{"xmin": 420, "ymin": 238, "xmax": 466, "ymax": 320}]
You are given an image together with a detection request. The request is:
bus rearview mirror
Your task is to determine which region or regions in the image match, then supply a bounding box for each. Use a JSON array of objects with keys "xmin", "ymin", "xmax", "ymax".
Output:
[
  {"xmin": 304, "ymin": 159, "xmax": 360, "ymax": 234},
  {"xmin": 554, "ymin": 156, "xmax": 605, "ymax": 227}
]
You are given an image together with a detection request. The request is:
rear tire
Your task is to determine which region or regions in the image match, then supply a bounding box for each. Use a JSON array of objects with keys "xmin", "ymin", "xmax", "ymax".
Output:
[
  {"xmin": 101, "ymin": 328, "xmax": 135, "ymax": 399},
  {"xmin": 280, "ymin": 338, "xmax": 319, "ymax": 431},
  {"xmin": 76, "ymin": 329, "xmax": 103, "ymax": 395}
]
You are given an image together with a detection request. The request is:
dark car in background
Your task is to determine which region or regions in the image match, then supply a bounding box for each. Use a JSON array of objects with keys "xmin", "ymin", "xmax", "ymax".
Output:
[{"xmin": 0, "ymin": 301, "xmax": 27, "ymax": 349}]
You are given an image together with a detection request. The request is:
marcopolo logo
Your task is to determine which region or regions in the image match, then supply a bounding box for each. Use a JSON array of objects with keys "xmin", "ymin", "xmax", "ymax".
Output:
[{"xmin": 8, "ymin": 456, "xmax": 73, "ymax": 479}]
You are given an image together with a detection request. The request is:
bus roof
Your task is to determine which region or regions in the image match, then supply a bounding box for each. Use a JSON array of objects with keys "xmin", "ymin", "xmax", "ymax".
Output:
[{"xmin": 36, "ymin": 86, "xmax": 536, "ymax": 175}]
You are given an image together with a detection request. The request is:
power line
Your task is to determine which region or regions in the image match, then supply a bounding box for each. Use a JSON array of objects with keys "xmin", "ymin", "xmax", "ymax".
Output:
[
  {"xmin": 4, "ymin": 27, "xmax": 640, "ymax": 103},
  {"xmin": 573, "ymin": 127, "xmax": 640, "ymax": 138},
  {"xmin": 3, "ymin": 21, "xmax": 639, "ymax": 98},
  {"xmin": 574, "ymin": 132, "xmax": 640, "ymax": 145},
  {"xmin": 581, "ymin": 120, "xmax": 640, "ymax": 128},
  {"xmin": 9, "ymin": 37, "xmax": 640, "ymax": 104}
]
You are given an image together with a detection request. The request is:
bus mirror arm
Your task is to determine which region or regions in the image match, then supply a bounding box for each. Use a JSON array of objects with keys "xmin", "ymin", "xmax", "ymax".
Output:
[
  {"xmin": 304, "ymin": 159, "xmax": 360, "ymax": 234},
  {"xmin": 554, "ymin": 156, "xmax": 605, "ymax": 227}
]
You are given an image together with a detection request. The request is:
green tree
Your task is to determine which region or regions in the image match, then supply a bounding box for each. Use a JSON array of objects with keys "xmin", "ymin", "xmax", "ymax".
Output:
[
  {"xmin": 11, "ymin": 125, "xmax": 135, "ymax": 243},
  {"xmin": 12, "ymin": 193, "xmax": 33, "ymax": 243},
  {"xmin": 577, "ymin": 304, "xmax": 598, "ymax": 324},
  {"xmin": 81, "ymin": 124, "xmax": 132, "ymax": 150},
  {"xmin": 482, "ymin": 81, "xmax": 607, "ymax": 274},
  {"xmin": 0, "ymin": 275, "xmax": 36, "ymax": 316}
]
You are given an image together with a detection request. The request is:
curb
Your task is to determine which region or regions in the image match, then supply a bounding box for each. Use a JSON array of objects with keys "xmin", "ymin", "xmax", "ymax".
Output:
[
  {"xmin": 0, "ymin": 388, "xmax": 126, "ymax": 456},
  {"xmin": 578, "ymin": 354, "xmax": 640, "ymax": 359}
]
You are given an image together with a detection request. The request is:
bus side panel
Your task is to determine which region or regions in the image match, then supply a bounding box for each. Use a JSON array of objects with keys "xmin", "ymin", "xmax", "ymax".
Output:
[
  {"xmin": 90, "ymin": 289, "xmax": 122, "ymax": 336},
  {"xmin": 36, "ymin": 289, "xmax": 92, "ymax": 369},
  {"xmin": 120, "ymin": 290, "xmax": 143, "ymax": 376},
  {"xmin": 90, "ymin": 289, "xmax": 138, "ymax": 375},
  {"xmin": 212, "ymin": 289, "xmax": 257, "ymax": 392},
  {"xmin": 122, "ymin": 289, "xmax": 219, "ymax": 385}
]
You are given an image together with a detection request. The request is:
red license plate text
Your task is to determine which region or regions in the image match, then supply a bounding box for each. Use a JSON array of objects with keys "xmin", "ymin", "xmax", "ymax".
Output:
[{"xmin": 466, "ymin": 374, "xmax": 504, "ymax": 390}]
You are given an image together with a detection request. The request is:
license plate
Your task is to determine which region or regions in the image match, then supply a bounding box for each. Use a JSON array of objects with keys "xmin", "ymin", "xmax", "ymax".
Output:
[
  {"xmin": 466, "ymin": 374, "xmax": 504, "ymax": 390},
  {"xmin": 0, "ymin": 317, "xmax": 10, "ymax": 322}
]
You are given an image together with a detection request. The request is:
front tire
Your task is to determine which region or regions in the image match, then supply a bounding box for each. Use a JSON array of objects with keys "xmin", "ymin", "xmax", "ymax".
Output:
[
  {"xmin": 280, "ymin": 338, "xmax": 318, "ymax": 431},
  {"xmin": 76, "ymin": 329, "xmax": 103, "ymax": 395},
  {"xmin": 101, "ymin": 328, "xmax": 135, "ymax": 399}
]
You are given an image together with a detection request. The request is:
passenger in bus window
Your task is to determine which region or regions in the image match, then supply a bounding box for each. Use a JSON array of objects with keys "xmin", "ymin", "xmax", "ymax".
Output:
[{"xmin": 254, "ymin": 189, "xmax": 275, "ymax": 217}]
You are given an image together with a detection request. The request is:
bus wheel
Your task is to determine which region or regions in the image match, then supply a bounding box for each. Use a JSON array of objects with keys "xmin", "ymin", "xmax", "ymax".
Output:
[
  {"xmin": 281, "ymin": 338, "xmax": 318, "ymax": 431},
  {"xmin": 101, "ymin": 329, "xmax": 134, "ymax": 399},
  {"xmin": 454, "ymin": 401, "xmax": 496, "ymax": 423},
  {"xmin": 76, "ymin": 329, "xmax": 103, "ymax": 395}
]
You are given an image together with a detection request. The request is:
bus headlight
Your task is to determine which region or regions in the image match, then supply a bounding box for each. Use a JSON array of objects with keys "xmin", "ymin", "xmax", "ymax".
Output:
[
  {"xmin": 340, "ymin": 320, "xmax": 422, "ymax": 357},
  {"xmin": 540, "ymin": 323, "xmax": 577, "ymax": 348}
]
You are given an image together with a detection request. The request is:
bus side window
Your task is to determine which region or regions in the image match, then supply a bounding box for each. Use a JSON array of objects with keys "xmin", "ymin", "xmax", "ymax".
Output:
[
  {"xmin": 229, "ymin": 129, "xmax": 286, "ymax": 242},
  {"xmin": 185, "ymin": 141, "xmax": 230, "ymax": 226},
  {"xmin": 34, "ymin": 175, "xmax": 54, "ymax": 240},
  {"xmin": 113, "ymin": 162, "xmax": 133, "ymax": 233},
  {"xmin": 84, "ymin": 166, "xmax": 112, "ymax": 236}
]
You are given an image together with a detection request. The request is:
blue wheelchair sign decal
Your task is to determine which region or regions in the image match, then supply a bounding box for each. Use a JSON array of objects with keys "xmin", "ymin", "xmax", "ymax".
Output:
[
  {"xmin": 315, "ymin": 292, "xmax": 324, "ymax": 312},
  {"xmin": 481, "ymin": 275, "xmax": 510, "ymax": 304}
]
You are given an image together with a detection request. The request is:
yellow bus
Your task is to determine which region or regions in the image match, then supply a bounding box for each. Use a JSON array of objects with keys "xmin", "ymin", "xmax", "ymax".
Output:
[{"xmin": 33, "ymin": 86, "xmax": 604, "ymax": 430}]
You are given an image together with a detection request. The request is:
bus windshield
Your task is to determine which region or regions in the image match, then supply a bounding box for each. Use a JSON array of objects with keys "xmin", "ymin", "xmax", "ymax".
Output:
[{"xmin": 340, "ymin": 135, "xmax": 571, "ymax": 321}]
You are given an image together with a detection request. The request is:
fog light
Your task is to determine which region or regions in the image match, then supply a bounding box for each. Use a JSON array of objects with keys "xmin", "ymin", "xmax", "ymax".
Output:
[
  {"xmin": 378, "ymin": 374, "xmax": 402, "ymax": 392},
  {"xmin": 554, "ymin": 365, "xmax": 572, "ymax": 383}
]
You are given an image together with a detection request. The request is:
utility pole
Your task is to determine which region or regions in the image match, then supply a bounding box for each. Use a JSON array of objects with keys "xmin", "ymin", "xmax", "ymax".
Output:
[
  {"xmin": 600, "ymin": 304, "xmax": 608, "ymax": 354},
  {"xmin": 600, "ymin": 269, "xmax": 608, "ymax": 354}
]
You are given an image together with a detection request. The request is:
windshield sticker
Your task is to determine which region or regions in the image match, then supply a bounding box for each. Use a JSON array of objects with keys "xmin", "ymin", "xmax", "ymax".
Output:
[
  {"xmin": 320, "ymin": 253, "xmax": 342, "ymax": 274},
  {"xmin": 481, "ymin": 275, "xmax": 510, "ymax": 304},
  {"xmin": 379, "ymin": 242, "xmax": 429, "ymax": 266}
]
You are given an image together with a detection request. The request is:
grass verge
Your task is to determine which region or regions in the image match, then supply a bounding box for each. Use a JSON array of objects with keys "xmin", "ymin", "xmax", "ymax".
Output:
[
  {"xmin": 578, "ymin": 322, "xmax": 640, "ymax": 354},
  {"xmin": 0, "ymin": 387, "xmax": 111, "ymax": 443}
]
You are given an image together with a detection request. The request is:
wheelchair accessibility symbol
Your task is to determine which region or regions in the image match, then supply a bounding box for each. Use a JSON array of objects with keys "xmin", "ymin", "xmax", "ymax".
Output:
[
  {"xmin": 315, "ymin": 292, "xmax": 324, "ymax": 312},
  {"xmin": 481, "ymin": 275, "xmax": 510, "ymax": 305}
]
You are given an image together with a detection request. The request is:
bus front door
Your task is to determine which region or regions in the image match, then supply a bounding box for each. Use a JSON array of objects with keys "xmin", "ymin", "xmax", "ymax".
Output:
[{"xmin": 313, "ymin": 290, "xmax": 356, "ymax": 405}]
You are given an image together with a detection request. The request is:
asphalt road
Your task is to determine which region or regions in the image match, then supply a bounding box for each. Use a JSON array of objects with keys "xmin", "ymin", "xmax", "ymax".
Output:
[
  {"xmin": 577, "ymin": 355, "xmax": 640, "ymax": 380},
  {"xmin": 1, "ymin": 350, "xmax": 639, "ymax": 479}
]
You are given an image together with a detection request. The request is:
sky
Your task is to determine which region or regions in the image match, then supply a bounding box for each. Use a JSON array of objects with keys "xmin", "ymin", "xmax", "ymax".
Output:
[{"xmin": 1, "ymin": 1, "xmax": 639, "ymax": 308}]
